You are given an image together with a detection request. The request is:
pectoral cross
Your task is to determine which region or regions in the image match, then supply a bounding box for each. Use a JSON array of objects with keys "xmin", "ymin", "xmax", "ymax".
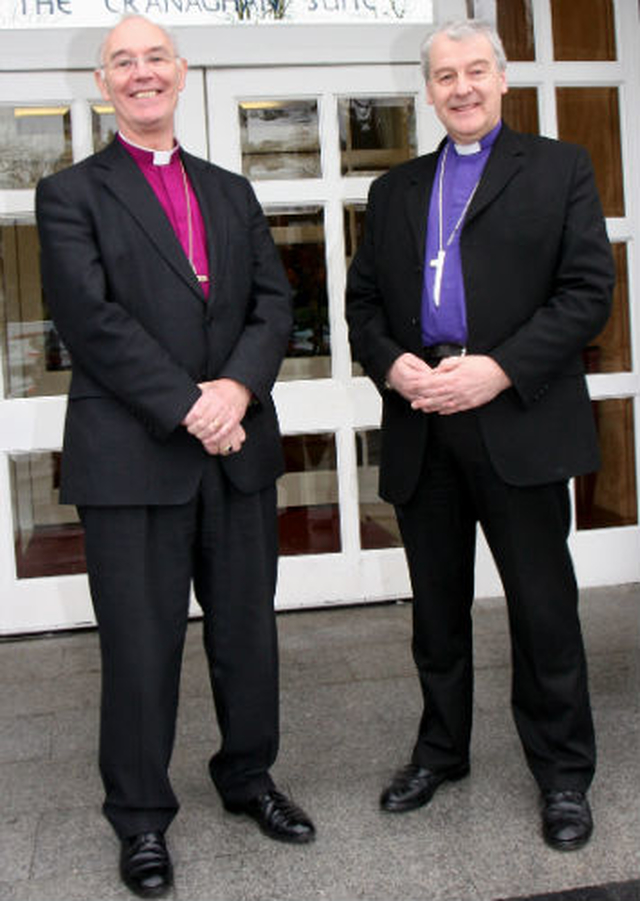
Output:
[{"xmin": 429, "ymin": 249, "xmax": 446, "ymax": 307}]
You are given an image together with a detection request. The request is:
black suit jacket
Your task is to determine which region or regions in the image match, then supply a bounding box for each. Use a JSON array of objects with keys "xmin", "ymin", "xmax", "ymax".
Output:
[
  {"xmin": 346, "ymin": 125, "xmax": 614, "ymax": 504},
  {"xmin": 36, "ymin": 139, "xmax": 292, "ymax": 505}
]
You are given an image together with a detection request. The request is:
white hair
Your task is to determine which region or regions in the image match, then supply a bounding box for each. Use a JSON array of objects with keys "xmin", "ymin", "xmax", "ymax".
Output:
[{"xmin": 420, "ymin": 19, "xmax": 507, "ymax": 83}]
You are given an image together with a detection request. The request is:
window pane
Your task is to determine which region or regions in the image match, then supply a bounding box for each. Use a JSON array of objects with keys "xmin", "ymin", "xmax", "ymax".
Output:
[
  {"xmin": 556, "ymin": 87, "xmax": 624, "ymax": 217},
  {"xmin": 0, "ymin": 104, "xmax": 72, "ymax": 189},
  {"xmin": 92, "ymin": 103, "xmax": 116, "ymax": 152},
  {"xmin": 584, "ymin": 243, "xmax": 631, "ymax": 374},
  {"xmin": 574, "ymin": 398, "xmax": 637, "ymax": 530},
  {"xmin": 1, "ymin": 218, "xmax": 71, "ymax": 399},
  {"xmin": 268, "ymin": 206, "xmax": 330, "ymax": 381},
  {"xmin": 502, "ymin": 87, "xmax": 539, "ymax": 135},
  {"xmin": 357, "ymin": 430, "xmax": 402, "ymax": 550},
  {"xmin": 338, "ymin": 96, "xmax": 416, "ymax": 176},
  {"xmin": 497, "ymin": 0, "xmax": 535, "ymax": 61},
  {"xmin": 10, "ymin": 451, "xmax": 85, "ymax": 579},
  {"xmin": 278, "ymin": 433, "xmax": 340, "ymax": 555},
  {"xmin": 239, "ymin": 99, "xmax": 321, "ymax": 180},
  {"xmin": 551, "ymin": 0, "xmax": 616, "ymax": 60}
]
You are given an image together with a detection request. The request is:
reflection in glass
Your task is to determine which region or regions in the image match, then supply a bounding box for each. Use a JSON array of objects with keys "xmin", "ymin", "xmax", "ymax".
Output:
[
  {"xmin": 497, "ymin": 0, "xmax": 535, "ymax": 61},
  {"xmin": 344, "ymin": 203, "xmax": 367, "ymax": 377},
  {"xmin": 10, "ymin": 452, "xmax": 85, "ymax": 579},
  {"xmin": 357, "ymin": 430, "xmax": 402, "ymax": 550},
  {"xmin": 239, "ymin": 99, "xmax": 321, "ymax": 180},
  {"xmin": 1, "ymin": 218, "xmax": 71, "ymax": 400},
  {"xmin": 0, "ymin": 105, "xmax": 72, "ymax": 189},
  {"xmin": 344, "ymin": 202, "xmax": 366, "ymax": 264},
  {"xmin": 278, "ymin": 434, "xmax": 340, "ymax": 555},
  {"xmin": 92, "ymin": 103, "xmax": 117, "ymax": 151},
  {"xmin": 551, "ymin": 0, "xmax": 616, "ymax": 60},
  {"xmin": 502, "ymin": 87, "xmax": 539, "ymax": 135},
  {"xmin": 267, "ymin": 206, "xmax": 329, "ymax": 381},
  {"xmin": 575, "ymin": 399, "xmax": 637, "ymax": 529},
  {"xmin": 583, "ymin": 243, "xmax": 631, "ymax": 374},
  {"xmin": 556, "ymin": 87, "xmax": 624, "ymax": 217},
  {"xmin": 338, "ymin": 97, "xmax": 416, "ymax": 176}
]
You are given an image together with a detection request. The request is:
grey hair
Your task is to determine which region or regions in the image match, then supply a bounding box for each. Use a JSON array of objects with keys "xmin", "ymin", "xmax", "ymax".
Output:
[
  {"xmin": 420, "ymin": 19, "xmax": 507, "ymax": 82},
  {"xmin": 96, "ymin": 14, "xmax": 180, "ymax": 70}
]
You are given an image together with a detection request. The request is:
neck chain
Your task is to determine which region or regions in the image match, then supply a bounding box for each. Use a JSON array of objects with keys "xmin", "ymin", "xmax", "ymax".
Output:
[
  {"xmin": 438, "ymin": 142, "xmax": 481, "ymax": 250},
  {"xmin": 429, "ymin": 142, "xmax": 481, "ymax": 307},
  {"xmin": 179, "ymin": 160, "xmax": 209, "ymax": 284}
]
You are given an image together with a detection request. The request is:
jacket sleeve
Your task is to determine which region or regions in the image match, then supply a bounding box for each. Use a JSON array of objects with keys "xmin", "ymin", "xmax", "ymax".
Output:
[
  {"xmin": 214, "ymin": 178, "xmax": 293, "ymax": 406},
  {"xmin": 36, "ymin": 172, "xmax": 201, "ymax": 440},
  {"xmin": 489, "ymin": 145, "xmax": 614, "ymax": 407}
]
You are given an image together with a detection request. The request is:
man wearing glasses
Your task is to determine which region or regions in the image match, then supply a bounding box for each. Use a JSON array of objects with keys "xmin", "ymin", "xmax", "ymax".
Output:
[{"xmin": 36, "ymin": 14, "xmax": 315, "ymax": 898}]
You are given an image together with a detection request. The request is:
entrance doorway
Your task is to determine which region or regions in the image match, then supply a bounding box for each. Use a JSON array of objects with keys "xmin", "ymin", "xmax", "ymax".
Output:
[{"xmin": 1, "ymin": 0, "xmax": 639, "ymax": 633}]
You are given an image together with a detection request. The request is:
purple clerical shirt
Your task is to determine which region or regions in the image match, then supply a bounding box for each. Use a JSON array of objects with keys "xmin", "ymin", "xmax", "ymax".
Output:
[
  {"xmin": 421, "ymin": 122, "xmax": 501, "ymax": 346},
  {"xmin": 118, "ymin": 133, "xmax": 210, "ymax": 296}
]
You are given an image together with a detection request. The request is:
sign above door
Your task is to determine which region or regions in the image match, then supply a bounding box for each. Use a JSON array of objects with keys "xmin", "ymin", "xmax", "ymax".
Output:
[{"xmin": 2, "ymin": 0, "xmax": 434, "ymax": 29}]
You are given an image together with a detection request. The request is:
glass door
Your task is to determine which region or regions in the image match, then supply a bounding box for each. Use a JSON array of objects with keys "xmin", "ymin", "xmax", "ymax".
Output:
[
  {"xmin": 207, "ymin": 63, "xmax": 435, "ymax": 609},
  {"xmin": 206, "ymin": 0, "xmax": 640, "ymax": 609}
]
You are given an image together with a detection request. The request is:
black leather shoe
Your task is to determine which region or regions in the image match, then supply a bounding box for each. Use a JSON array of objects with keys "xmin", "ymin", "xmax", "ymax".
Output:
[
  {"xmin": 119, "ymin": 831, "xmax": 173, "ymax": 898},
  {"xmin": 225, "ymin": 788, "xmax": 316, "ymax": 844},
  {"xmin": 380, "ymin": 762, "xmax": 470, "ymax": 813},
  {"xmin": 541, "ymin": 790, "xmax": 593, "ymax": 851}
]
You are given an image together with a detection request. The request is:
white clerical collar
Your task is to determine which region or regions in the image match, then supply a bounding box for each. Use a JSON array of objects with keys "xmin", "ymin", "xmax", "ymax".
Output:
[
  {"xmin": 454, "ymin": 141, "xmax": 481, "ymax": 156},
  {"xmin": 118, "ymin": 131, "xmax": 179, "ymax": 166},
  {"xmin": 453, "ymin": 122, "xmax": 503, "ymax": 156}
]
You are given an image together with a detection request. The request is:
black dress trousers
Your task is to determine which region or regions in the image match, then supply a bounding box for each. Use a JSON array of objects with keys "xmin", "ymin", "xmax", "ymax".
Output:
[
  {"xmin": 80, "ymin": 456, "xmax": 279, "ymax": 838},
  {"xmin": 395, "ymin": 410, "xmax": 596, "ymax": 792}
]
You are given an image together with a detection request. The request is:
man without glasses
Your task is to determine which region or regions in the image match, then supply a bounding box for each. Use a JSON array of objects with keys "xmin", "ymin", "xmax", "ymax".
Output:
[{"xmin": 347, "ymin": 18, "xmax": 613, "ymax": 852}]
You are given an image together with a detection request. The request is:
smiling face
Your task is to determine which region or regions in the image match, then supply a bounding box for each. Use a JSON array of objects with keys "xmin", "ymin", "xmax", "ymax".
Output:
[
  {"xmin": 426, "ymin": 31, "xmax": 507, "ymax": 145},
  {"xmin": 95, "ymin": 16, "xmax": 187, "ymax": 150}
]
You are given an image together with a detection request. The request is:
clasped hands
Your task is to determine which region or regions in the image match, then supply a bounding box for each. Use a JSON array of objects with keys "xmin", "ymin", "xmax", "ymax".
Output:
[
  {"xmin": 182, "ymin": 378, "xmax": 251, "ymax": 456},
  {"xmin": 387, "ymin": 352, "xmax": 511, "ymax": 415}
]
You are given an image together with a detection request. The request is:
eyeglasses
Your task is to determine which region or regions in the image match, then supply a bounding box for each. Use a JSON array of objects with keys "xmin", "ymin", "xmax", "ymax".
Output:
[{"xmin": 104, "ymin": 51, "xmax": 178, "ymax": 76}]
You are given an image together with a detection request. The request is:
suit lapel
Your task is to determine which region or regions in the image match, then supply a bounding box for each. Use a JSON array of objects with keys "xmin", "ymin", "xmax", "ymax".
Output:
[
  {"xmin": 180, "ymin": 150, "xmax": 229, "ymax": 314},
  {"xmin": 404, "ymin": 152, "xmax": 440, "ymax": 261},
  {"xmin": 466, "ymin": 125, "xmax": 525, "ymax": 225},
  {"xmin": 93, "ymin": 140, "xmax": 205, "ymax": 302},
  {"xmin": 401, "ymin": 126, "xmax": 524, "ymax": 256}
]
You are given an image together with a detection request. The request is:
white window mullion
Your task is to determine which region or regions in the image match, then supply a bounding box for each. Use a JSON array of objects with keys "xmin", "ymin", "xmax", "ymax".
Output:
[
  {"xmin": 336, "ymin": 423, "xmax": 361, "ymax": 560},
  {"xmin": 70, "ymin": 98, "xmax": 93, "ymax": 163}
]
